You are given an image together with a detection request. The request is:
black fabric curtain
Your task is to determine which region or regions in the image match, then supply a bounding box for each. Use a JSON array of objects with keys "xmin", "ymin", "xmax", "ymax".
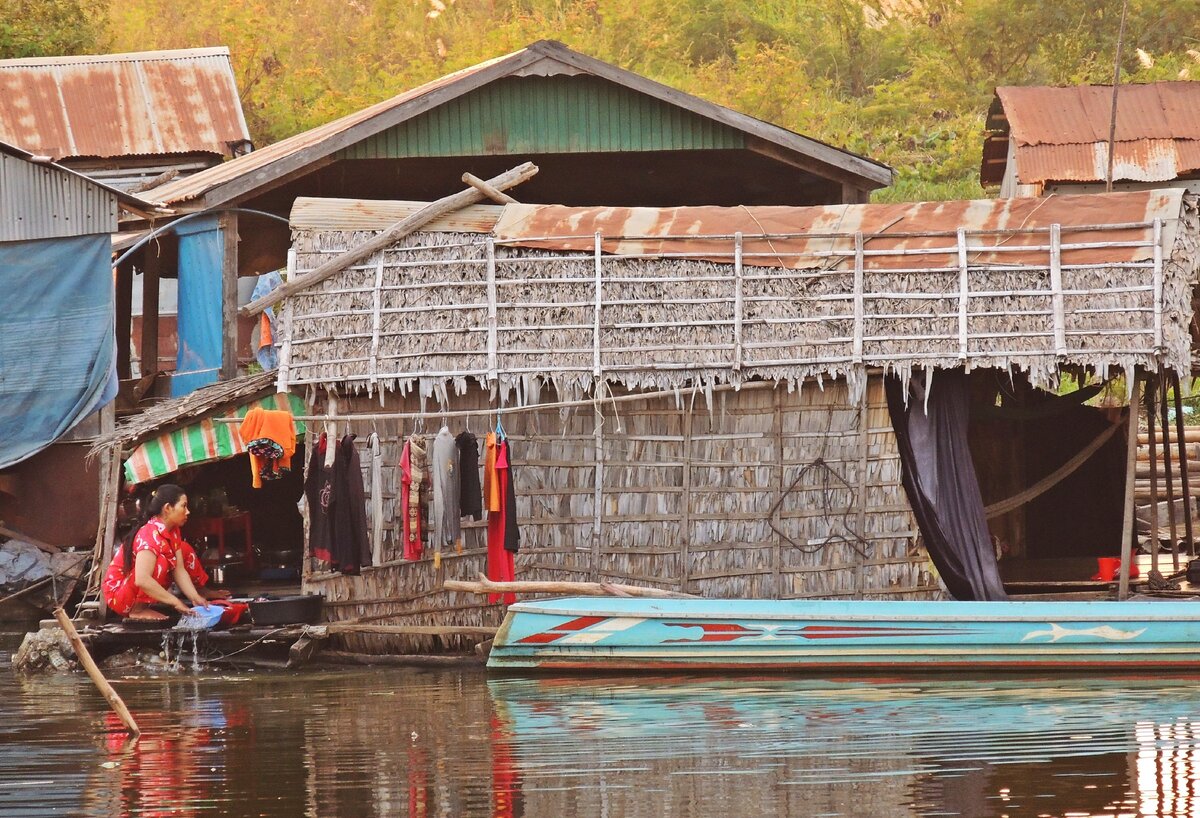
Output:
[{"xmin": 885, "ymin": 370, "xmax": 1008, "ymax": 601}]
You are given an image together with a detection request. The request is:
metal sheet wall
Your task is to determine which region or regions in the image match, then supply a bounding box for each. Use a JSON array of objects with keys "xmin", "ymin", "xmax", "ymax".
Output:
[{"xmin": 0, "ymin": 152, "xmax": 117, "ymax": 242}]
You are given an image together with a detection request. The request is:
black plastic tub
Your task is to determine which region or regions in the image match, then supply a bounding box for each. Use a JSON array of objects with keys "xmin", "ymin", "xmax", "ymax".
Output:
[{"xmin": 248, "ymin": 594, "xmax": 324, "ymax": 626}]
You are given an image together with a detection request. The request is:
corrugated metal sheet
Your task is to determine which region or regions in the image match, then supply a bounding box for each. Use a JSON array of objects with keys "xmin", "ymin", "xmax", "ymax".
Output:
[
  {"xmin": 997, "ymin": 83, "xmax": 1200, "ymax": 145},
  {"xmin": 987, "ymin": 83, "xmax": 1200, "ymax": 185},
  {"xmin": 337, "ymin": 75, "xmax": 744, "ymax": 159},
  {"xmin": 148, "ymin": 40, "xmax": 891, "ymax": 207},
  {"xmin": 0, "ymin": 47, "xmax": 250, "ymax": 161},
  {"xmin": 0, "ymin": 151, "xmax": 117, "ymax": 241},
  {"xmin": 492, "ymin": 188, "xmax": 1184, "ymax": 270},
  {"xmin": 290, "ymin": 197, "xmax": 504, "ymax": 233},
  {"xmin": 1013, "ymin": 140, "xmax": 1200, "ymax": 184}
]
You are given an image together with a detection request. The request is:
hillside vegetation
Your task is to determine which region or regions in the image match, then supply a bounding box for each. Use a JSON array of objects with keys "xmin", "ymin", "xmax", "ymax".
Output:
[{"xmin": 8, "ymin": 0, "xmax": 1200, "ymax": 200}]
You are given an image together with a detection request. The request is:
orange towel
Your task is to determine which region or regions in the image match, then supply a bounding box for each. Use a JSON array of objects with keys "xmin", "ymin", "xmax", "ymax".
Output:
[
  {"xmin": 483, "ymin": 432, "xmax": 502, "ymax": 513},
  {"xmin": 238, "ymin": 406, "xmax": 297, "ymax": 488}
]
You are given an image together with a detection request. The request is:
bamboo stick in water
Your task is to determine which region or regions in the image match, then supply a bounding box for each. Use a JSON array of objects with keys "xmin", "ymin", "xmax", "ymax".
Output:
[{"xmin": 53, "ymin": 607, "xmax": 140, "ymax": 737}]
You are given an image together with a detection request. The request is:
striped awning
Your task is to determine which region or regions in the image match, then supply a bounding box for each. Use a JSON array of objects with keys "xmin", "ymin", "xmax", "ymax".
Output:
[{"xmin": 123, "ymin": 392, "xmax": 307, "ymax": 484}]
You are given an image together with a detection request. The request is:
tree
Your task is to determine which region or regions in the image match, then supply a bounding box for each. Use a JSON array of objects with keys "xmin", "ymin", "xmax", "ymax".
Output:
[{"xmin": 0, "ymin": 0, "xmax": 109, "ymax": 59}]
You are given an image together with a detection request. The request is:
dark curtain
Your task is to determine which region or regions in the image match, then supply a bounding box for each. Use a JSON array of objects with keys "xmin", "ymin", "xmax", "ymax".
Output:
[{"xmin": 885, "ymin": 370, "xmax": 1007, "ymax": 601}]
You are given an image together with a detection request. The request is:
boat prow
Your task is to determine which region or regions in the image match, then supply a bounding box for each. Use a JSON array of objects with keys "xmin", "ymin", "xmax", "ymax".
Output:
[{"xmin": 488, "ymin": 597, "xmax": 1200, "ymax": 673}]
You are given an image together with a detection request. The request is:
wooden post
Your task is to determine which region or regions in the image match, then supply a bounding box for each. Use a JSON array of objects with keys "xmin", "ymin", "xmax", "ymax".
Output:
[
  {"xmin": 1049, "ymin": 224, "xmax": 1066, "ymax": 357},
  {"xmin": 956, "ymin": 227, "xmax": 968, "ymax": 360},
  {"xmin": 140, "ymin": 243, "xmax": 160, "ymax": 377},
  {"xmin": 275, "ymin": 249, "xmax": 295, "ymax": 395},
  {"xmin": 854, "ymin": 375, "xmax": 870, "ymax": 598},
  {"xmin": 1119, "ymin": 373, "xmax": 1142, "ymax": 600},
  {"xmin": 241, "ymin": 162, "xmax": 538, "ymax": 317},
  {"xmin": 772, "ymin": 388, "xmax": 783, "ymax": 598},
  {"xmin": 115, "ymin": 259, "xmax": 133, "ymax": 380},
  {"xmin": 54, "ymin": 607, "xmax": 140, "ymax": 737},
  {"xmin": 733, "ymin": 232, "xmax": 743, "ymax": 371},
  {"xmin": 220, "ymin": 212, "xmax": 239, "ymax": 380},
  {"xmin": 1146, "ymin": 379, "xmax": 1160, "ymax": 574},
  {"xmin": 486, "ymin": 238, "xmax": 498, "ymax": 383},
  {"xmin": 1160, "ymin": 375, "xmax": 1179, "ymax": 571},
  {"xmin": 852, "ymin": 232, "xmax": 864, "ymax": 364},
  {"xmin": 681, "ymin": 400, "xmax": 693, "ymax": 595},
  {"xmin": 1172, "ymin": 370, "xmax": 1195, "ymax": 557}
]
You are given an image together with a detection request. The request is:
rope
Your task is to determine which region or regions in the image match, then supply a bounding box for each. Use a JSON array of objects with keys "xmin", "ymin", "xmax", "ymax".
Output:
[{"xmin": 984, "ymin": 418, "xmax": 1123, "ymax": 518}]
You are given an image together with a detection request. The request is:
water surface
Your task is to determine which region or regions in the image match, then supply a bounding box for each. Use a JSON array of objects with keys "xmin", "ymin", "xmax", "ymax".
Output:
[{"xmin": 3, "ymin": 629, "xmax": 1200, "ymax": 817}]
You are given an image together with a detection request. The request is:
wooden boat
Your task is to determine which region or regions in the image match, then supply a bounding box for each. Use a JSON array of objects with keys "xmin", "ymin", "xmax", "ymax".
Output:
[{"xmin": 488, "ymin": 596, "xmax": 1200, "ymax": 672}]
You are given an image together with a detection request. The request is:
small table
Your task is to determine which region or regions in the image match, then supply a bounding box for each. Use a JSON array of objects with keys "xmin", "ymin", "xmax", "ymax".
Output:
[{"xmin": 187, "ymin": 512, "xmax": 254, "ymax": 572}]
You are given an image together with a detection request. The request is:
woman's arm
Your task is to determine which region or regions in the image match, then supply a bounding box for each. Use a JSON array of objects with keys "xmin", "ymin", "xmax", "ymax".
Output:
[
  {"xmin": 133, "ymin": 550, "xmax": 191, "ymax": 614},
  {"xmin": 172, "ymin": 553, "xmax": 208, "ymax": 608}
]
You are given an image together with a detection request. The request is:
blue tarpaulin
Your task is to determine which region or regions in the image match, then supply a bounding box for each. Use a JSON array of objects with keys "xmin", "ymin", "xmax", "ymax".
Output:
[
  {"xmin": 173, "ymin": 215, "xmax": 224, "ymax": 397},
  {"xmin": 0, "ymin": 234, "xmax": 116, "ymax": 469}
]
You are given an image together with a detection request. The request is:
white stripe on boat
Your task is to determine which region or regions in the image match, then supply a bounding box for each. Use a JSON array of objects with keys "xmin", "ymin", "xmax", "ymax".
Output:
[{"xmin": 1021, "ymin": 624, "xmax": 1147, "ymax": 643}]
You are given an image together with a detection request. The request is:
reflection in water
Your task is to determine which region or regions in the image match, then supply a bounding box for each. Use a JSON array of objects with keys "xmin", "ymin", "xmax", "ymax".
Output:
[{"xmin": 6, "ymin": 630, "xmax": 1200, "ymax": 818}]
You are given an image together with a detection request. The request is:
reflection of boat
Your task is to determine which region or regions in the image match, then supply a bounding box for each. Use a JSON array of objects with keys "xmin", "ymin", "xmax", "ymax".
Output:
[{"xmin": 489, "ymin": 597, "xmax": 1200, "ymax": 672}]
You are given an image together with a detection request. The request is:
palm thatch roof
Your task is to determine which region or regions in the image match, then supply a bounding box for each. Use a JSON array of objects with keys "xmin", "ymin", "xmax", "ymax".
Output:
[{"xmin": 283, "ymin": 189, "xmax": 1199, "ymax": 401}]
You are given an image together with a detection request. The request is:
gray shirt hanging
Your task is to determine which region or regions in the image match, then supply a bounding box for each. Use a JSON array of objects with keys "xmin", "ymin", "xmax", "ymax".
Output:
[{"xmin": 430, "ymin": 426, "xmax": 461, "ymax": 549}]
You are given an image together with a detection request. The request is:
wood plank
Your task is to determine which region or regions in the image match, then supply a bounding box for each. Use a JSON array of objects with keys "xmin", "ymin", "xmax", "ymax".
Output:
[{"xmin": 220, "ymin": 212, "xmax": 238, "ymax": 379}]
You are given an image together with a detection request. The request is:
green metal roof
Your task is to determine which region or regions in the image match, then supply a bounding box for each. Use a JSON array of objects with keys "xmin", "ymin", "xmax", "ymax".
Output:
[{"xmin": 335, "ymin": 75, "xmax": 746, "ymax": 159}]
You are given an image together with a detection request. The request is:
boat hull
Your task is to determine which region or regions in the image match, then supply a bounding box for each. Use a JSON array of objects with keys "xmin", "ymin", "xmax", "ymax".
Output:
[{"xmin": 488, "ymin": 597, "xmax": 1200, "ymax": 672}]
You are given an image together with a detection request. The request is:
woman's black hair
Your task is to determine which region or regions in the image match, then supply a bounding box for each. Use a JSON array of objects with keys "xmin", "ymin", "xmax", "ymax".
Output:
[{"xmin": 119, "ymin": 483, "xmax": 186, "ymax": 573}]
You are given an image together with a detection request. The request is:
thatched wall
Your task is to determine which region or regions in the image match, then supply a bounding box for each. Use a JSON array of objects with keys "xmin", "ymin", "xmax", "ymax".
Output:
[{"xmin": 306, "ymin": 375, "xmax": 931, "ymax": 653}]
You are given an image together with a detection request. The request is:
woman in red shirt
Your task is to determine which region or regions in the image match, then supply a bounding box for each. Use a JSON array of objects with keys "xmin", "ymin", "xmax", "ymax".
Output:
[{"xmin": 102, "ymin": 484, "xmax": 223, "ymax": 621}]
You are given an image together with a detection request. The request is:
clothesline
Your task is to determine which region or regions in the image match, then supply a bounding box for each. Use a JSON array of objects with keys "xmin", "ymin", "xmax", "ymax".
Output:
[{"xmin": 213, "ymin": 380, "xmax": 776, "ymax": 424}]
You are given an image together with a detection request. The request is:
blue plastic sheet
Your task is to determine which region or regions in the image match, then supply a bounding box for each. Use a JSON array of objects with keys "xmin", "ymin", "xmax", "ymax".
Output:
[
  {"xmin": 173, "ymin": 215, "xmax": 224, "ymax": 397},
  {"xmin": 0, "ymin": 234, "xmax": 116, "ymax": 469}
]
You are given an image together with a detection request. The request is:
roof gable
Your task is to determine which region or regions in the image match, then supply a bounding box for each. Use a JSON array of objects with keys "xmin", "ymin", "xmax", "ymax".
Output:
[{"xmin": 148, "ymin": 40, "xmax": 891, "ymax": 207}]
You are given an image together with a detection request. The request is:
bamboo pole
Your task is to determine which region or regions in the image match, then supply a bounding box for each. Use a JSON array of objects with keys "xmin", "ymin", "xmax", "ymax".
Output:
[
  {"xmin": 1172, "ymin": 370, "xmax": 1195, "ymax": 557},
  {"xmin": 444, "ymin": 574, "xmax": 697, "ymax": 599},
  {"xmin": 1119, "ymin": 374, "xmax": 1142, "ymax": 600},
  {"xmin": 240, "ymin": 162, "xmax": 538, "ymax": 316},
  {"xmin": 53, "ymin": 607, "xmax": 140, "ymax": 737}
]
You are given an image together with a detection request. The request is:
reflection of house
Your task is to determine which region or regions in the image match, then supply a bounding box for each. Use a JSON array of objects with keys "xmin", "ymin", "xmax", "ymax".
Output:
[
  {"xmin": 982, "ymin": 82, "xmax": 1200, "ymax": 197},
  {"xmin": 0, "ymin": 141, "xmax": 156, "ymax": 546},
  {"xmin": 118, "ymin": 40, "xmax": 892, "ymax": 399},
  {"xmin": 0, "ymin": 47, "xmax": 252, "ymax": 191}
]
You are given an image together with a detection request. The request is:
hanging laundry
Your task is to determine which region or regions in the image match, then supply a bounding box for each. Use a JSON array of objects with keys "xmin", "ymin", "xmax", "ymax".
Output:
[
  {"xmin": 249, "ymin": 271, "xmax": 283, "ymax": 370},
  {"xmin": 399, "ymin": 439, "xmax": 421, "ymax": 561},
  {"xmin": 238, "ymin": 406, "xmax": 297, "ymax": 488},
  {"xmin": 431, "ymin": 426, "xmax": 461, "ymax": 553},
  {"xmin": 483, "ymin": 432, "xmax": 501, "ymax": 513},
  {"xmin": 304, "ymin": 433, "xmax": 334, "ymax": 568},
  {"xmin": 487, "ymin": 435, "xmax": 516, "ymax": 605},
  {"xmin": 403, "ymin": 434, "xmax": 429, "ymax": 561},
  {"xmin": 500, "ymin": 439, "xmax": 521, "ymax": 554},
  {"xmin": 368, "ymin": 433, "xmax": 384, "ymax": 566},
  {"xmin": 456, "ymin": 431, "xmax": 483, "ymax": 521},
  {"xmin": 331, "ymin": 434, "xmax": 371, "ymax": 575}
]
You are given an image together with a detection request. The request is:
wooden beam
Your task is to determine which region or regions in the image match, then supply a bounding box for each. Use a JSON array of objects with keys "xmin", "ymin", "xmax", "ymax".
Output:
[
  {"xmin": 114, "ymin": 260, "xmax": 133, "ymax": 380},
  {"xmin": 0, "ymin": 522, "xmax": 59, "ymax": 553},
  {"xmin": 140, "ymin": 241, "xmax": 160, "ymax": 376},
  {"xmin": 445, "ymin": 574, "xmax": 697, "ymax": 599},
  {"xmin": 462, "ymin": 172, "xmax": 517, "ymax": 204},
  {"xmin": 1119, "ymin": 374, "xmax": 1143, "ymax": 600},
  {"xmin": 220, "ymin": 212, "xmax": 239, "ymax": 379},
  {"xmin": 240, "ymin": 162, "xmax": 538, "ymax": 317}
]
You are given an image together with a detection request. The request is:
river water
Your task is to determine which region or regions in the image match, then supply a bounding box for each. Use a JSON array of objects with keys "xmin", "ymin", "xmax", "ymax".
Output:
[{"xmin": 4, "ymin": 629, "xmax": 1200, "ymax": 818}]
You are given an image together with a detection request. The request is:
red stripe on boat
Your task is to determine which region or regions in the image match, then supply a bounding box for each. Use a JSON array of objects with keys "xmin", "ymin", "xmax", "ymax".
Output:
[
  {"xmin": 796, "ymin": 626, "xmax": 968, "ymax": 640},
  {"xmin": 517, "ymin": 632, "xmax": 568, "ymax": 644},
  {"xmin": 554, "ymin": 616, "xmax": 609, "ymax": 631}
]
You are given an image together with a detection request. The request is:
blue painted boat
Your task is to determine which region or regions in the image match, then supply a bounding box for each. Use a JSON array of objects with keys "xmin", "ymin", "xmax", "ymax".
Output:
[{"xmin": 488, "ymin": 597, "xmax": 1200, "ymax": 672}]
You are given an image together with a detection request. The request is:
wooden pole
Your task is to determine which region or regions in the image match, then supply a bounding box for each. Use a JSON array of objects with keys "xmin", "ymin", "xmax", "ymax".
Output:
[
  {"xmin": 1172, "ymin": 370, "xmax": 1195, "ymax": 557},
  {"xmin": 462, "ymin": 172, "xmax": 518, "ymax": 204},
  {"xmin": 240, "ymin": 162, "xmax": 538, "ymax": 317},
  {"xmin": 1146, "ymin": 377, "xmax": 1159, "ymax": 574},
  {"xmin": 115, "ymin": 259, "xmax": 133, "ymax": 381},
  {"xmin": 220, "ymin": 212, "xmax": 239, "ymax": 380},
  {"xmin": 445, "ymin": 574, "xmax": 697, "ymax": 599},
  {"xmin": 1160, "ymin": 376, "xmax": 1179, "ymax": 571},
  {"xmin": 53, "ymin": 607, "xmax": 140, "ymax": 737},
  {"xmin": 1119, "ymin": 373, "xmax": 1142, "ymax": 600},
  {"xmin": 140, "ymin": 242, "xmax": 160, "ymax": 377}
]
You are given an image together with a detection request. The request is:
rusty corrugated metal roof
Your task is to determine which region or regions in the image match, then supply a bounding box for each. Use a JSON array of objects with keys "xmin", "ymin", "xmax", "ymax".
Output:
[
  {"xmin": 147, "ymin": 40, "xmax": 892, "ymax": 208},
  {"xmin": 290, "ymin": 197, "xmax": 505, "ymax": 233},
  {"xmin": 491, "ymin": 189, "xmax": 1184, "ymax": 270},
  {"xmin": 0, "ymin": 47, "xmax": 250, "ymax": 161},
  {"xmin": 983, "ymin": 83, "xmax": 1200, "ymax": 185}
]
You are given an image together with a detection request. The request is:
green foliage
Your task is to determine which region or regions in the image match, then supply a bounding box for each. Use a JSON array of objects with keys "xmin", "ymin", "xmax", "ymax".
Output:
[
  {"xmin": 99, "ymin": 0, "xmax": 1200, "ymax": 202},
  {"xmin": 0, "ymin": 0, "xmax": 109, "ymax": 59}
]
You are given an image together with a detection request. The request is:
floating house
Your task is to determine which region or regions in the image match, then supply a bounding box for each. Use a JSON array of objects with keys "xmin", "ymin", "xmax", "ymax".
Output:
[{"xmin": 258, "ymin": 187, "xmax": 1196, "ymax": 654}]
